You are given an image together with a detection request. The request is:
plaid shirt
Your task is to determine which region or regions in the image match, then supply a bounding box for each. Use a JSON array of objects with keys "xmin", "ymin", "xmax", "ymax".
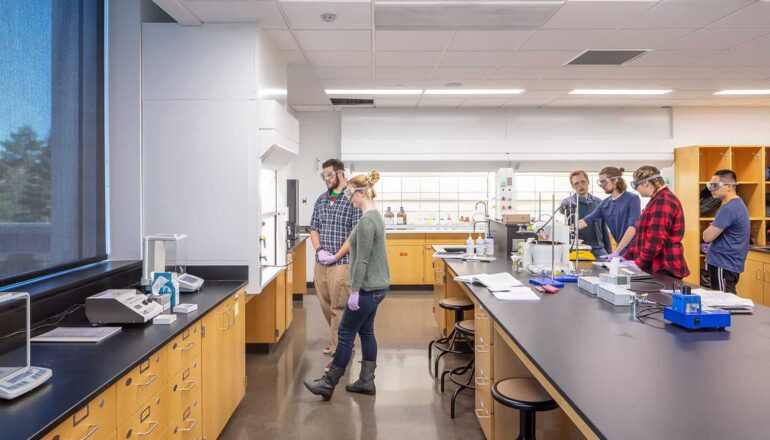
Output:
[
  {"xmin": 625, "ymin": 187, "xmax": 690, "ymax": 278},
  {"xmin": 310, "ymin": 189, "xmax": 362, "ymax": 265}
]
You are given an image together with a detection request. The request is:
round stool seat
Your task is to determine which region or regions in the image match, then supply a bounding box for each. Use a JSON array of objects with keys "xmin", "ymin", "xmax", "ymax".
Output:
[
  {"xmin": 455, "ymin": 319, "xmax": 475, "ymax": 335},
  {"xmin": 492, "ymin": 378, "xmax": 558, "ymax": 412},
  {"xmin": 439, "ymin": 297, "xmax": 474, "ymax": 311}
]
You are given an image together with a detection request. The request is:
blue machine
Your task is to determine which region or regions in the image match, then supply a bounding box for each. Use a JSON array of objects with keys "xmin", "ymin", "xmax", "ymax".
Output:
[
  {"xmin": 664, "ymin": 285, "xmax": 730, "ymax": 331},
  {"xmin": 528, "ymin": 276, "xmax": 565, "ymax": 288}
]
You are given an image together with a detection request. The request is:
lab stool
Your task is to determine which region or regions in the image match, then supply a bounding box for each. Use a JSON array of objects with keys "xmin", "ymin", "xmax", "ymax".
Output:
[
  {"xmin": 440, "ymin": 319, "xmax": 475, "ymax": 419},
  {"xmin": 428, "ymin": 297, "xmax": 474, "ymax": 377},
  {"xmin": 491, "ymin": 378, "xmax": 558, "ymax": 440}
]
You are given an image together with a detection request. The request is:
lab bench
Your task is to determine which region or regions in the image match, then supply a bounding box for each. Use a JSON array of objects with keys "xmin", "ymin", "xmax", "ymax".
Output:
[
  {"xmin": 438, "ymin": 257, "xmax": 770, "ymax": 440},
  {"xmin": 0, "ymin": 281, "xmax": 246, "ymax": 440}
]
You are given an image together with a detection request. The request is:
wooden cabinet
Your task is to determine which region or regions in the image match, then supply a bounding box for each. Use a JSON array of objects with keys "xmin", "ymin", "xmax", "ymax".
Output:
[
  {"xmin": 291, "ymin": 239, "xmax": 308, "ymax": 295},
  {"xmin": 202, "ymin": 291, "xmax": 245, "ymax": 440},
  {"xmin": 117, "ymin": 389, "xmax": 166, "ymax": 440},
  {"xmin": 117, "ymin": 350, "xmax": 165, "ymax": 425},
  {"xmin": 245, "ymin": 271, "xmax": 294, "ymax": 344},
  {"xmin": 166, "ymin": 323, "xmax": 201, "ymax": 379},
  {"xmin": 433, "ymin": 258, "xmax": 446, "ymax": 333},
  {"xmin": 736, "ymin": 258, "xmax": 764, "ymax": 305},
  {"xmin": 387, "ymin": 244, "xmax": 425, "ymax": 284},
  {"xmin": 474, "ymin": 301, "xmax": 495, "ymax": 440},
  {"xmin": 286, "ymin": 255, "xmax": 294, "ymax": 330},
  {"xmin": 166, "ymin": 357, "xmax": 202, "ymax": 440},
  {"xmin": 42, "ymin": 385, "xmax": 116, "ymax": 440}
]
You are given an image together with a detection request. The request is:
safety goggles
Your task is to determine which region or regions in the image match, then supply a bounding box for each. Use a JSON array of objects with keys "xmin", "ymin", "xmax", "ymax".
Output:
[
  {"xmin": 706, "ymin": 181, "xmax": 736, "ymax": 192},
  {"xmin": 630, "ymin": 174, "xmax": 661, "ymax": 190},
  {"xmin": 320, "ymin": 170, "xmax": 341, "ymax": 181},
  {"xmin": 596, "ymin": 176, "xmax": 618, "ymax": 187},
  {"xmin": 571, "ymin": 179, "xmax": 589, "ymax": 187},
  {"xmin": 343, "ymin": 187, "xmax": 367, "ymax": 199}
]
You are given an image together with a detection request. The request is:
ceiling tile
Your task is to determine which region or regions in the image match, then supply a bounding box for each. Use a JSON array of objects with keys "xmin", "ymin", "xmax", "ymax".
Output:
[
  {"xmin": 481, "ymin": 79, "xmax": 539, "ymax": 89},
  {"xmin": 375, "ymin": 67, "xmax": 434, "ymax": 80},
  {"xmin": 627, "ymin": 50, "xmax": 720, "ymax": 67},
  {"xmin": 651, "ymin": 66, "xmax": 736, "ymax": 80},
  {"xmin": 374, "ymin": 98, "xmax": 419, "ymax": 108},
  {"xmin": 184, "ymin": 1, "xmax": 287, "ymax": 28},
  {"xmin": 693, "ymin": 47, "xmax": 770, "ymax": 68},
  {"xmin": 431, "ymin": 67, "xmax": 497, "ymax": 80},
  {"xmin": 592, "ymin": 29, "xmax": 693, "ymax": 50},
  {"xmin": 503, "ymin": 51, "xmax": 582, "ymax": 67},
  {"xmin": 665, "ymin": 29, "xmax": 769, "ymax": 50},
  {"xmin": 281, "ymin": 1, "xmax": 371, "ymax": 30},
  {"xmin": 626, "ymin": 2, "xmax": 751, "ymax": 29},
  {"xmin": 505, "ymin": 97, "xmax": 555, "ymax": 106},
  {"xmin": 375, "ymin": 30, "xmax": 453, "ymax": 51},
  {"xmin": 266, "ymin": 29, "xmax": 300, "ymax": 51},
  {"xmin": 460, "ymin": 98, "xmax": 509, "ymax": 108},
  {"xmin": 294, "ymin": 30, "xmax": 371, "ymax": 51},
  {"xmin": 448, "ymin": 31, "xmax": 533, "ymax": 51},
  {"xmin": 306, "ymin": 51, "xmax": 372, "ymax": 67},
  {"xmin": 519, "ymin": 30, "xmax": 614, "ymax": 51},
  {"xmin": 376, "ymin": 51, "xmax": 443, "ymax": 67},
  {"xmin": 426, "ymin": 79, "xmax": 484, "ymax": 88},
  {"xmin": 321, "ymin": 79, "xmax": 375, "ymax": 89},
  {"xmin": 374, "ymin": 79, "xmax": 427, "ymax": 88},
  {"xmin": 708, "ymin": 2, "xmax": 770, "ymax": 29},
  {"xmin": 438, "ymin": 51, "xmax": 509, "ymax": 67},
  {"xmin": 292, "ymin": 105, "xmax": 334, "ymax": 112},
  {"xmin": 543, "ymin": 2, "xmax": 657, "ymax": 29},
  {"xmin": 418, "ymin": 99, "xmax": 464, "ymax": 107},
  {"xmin": 282, "ymin": 51, "xmax": 308, "ymax": 64},
  {"xmin": 314, "ymin": 67, "xmax": 373, "ymax": 80},
  {"xmin": 720, "ymin": 68, "xmax": 770, "ymax": 80},
  {"xmin": 543, "ymin": 98, "xmax": 593, "ymax": 107}
]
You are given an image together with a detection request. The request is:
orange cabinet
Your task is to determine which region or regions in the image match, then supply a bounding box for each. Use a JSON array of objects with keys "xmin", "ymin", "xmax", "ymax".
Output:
[
  {"xmin": 387, "ymin": 244, "xmax": 425, "ymax": 284},
  {"xmin": 117, "ymin": 350, "xmax": 165, "ymax": 425},
  {"xmin": 41, "ymin": 385, "xmax": 117, "ymax": 440}
]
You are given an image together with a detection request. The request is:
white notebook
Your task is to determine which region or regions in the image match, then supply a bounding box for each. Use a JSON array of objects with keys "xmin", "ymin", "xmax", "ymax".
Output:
[
  {"xmin": 32, "ymin": 326, "xmax": 122, "ymax": 343},
  {"xmin": 491, "ymin": 287, "xmax": 541, "ymax": 301},
  {"xmin": 454, "ymin": 272, "xmax": 523, "ymax": 292}
]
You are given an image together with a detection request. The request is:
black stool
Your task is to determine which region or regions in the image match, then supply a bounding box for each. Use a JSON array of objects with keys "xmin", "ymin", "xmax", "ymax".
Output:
[
  {"xmin": 428, "ymin": 297, "xmax": 474, "ymax": 377},
  {"xmin": 440, "ymin": 319, "xmax": 475, "ymax": 419},
  {"xmin": 492, "ymin": 378, "xmax": 558, "ymax": 440}
]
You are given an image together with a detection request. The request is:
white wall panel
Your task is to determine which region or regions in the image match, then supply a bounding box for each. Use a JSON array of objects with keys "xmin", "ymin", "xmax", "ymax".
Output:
[
  {"xmin": 672, "ymin": 107, "xmax": 770, "ymax": 145},
  {"xmin": 505, "ymin": 108, "xmax": 671, "ymax": 139}
]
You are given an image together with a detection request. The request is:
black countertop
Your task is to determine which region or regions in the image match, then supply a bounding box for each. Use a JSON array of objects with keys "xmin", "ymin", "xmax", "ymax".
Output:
[
  {"xmin": 288, "ymin": 235, "xmax": 308, "ymax": 252},
  {"xmin": 0, "ymin": 280, "xmax": 246, "ymax": 440},
  {"xmin": 446, "ymin": 258, "xmax": 770, "ymax": 440}
]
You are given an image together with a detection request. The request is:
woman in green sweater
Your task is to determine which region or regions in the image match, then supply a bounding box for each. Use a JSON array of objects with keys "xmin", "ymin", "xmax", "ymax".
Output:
[{"xmin": 305, "ymin": 171, "xmax": 390, "ymax": 400}]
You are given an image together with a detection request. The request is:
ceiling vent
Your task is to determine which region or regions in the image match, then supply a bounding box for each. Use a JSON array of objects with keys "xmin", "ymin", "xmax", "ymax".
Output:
[
  {"xmin": 567, "ymin": 50, "xmax": 649, "ymax": 66},
  {"xmin": 374, "ymin": 2, "xmax": 561, "ymax": 30},
  {"xmin": 330, "ymin": 98, "xmax": 375, "ymax": 108}
]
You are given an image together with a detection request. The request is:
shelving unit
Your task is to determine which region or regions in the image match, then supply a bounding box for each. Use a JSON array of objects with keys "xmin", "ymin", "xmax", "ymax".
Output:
[{"xmin": 675, "ymin": 146, "xmax": 768, "ymax": 296}]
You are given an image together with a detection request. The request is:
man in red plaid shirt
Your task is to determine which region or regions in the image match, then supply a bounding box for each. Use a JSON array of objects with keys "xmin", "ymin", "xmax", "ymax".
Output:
[{"xmin": 623, "ymin": 165, "xmax": 690, "ymax": 279}]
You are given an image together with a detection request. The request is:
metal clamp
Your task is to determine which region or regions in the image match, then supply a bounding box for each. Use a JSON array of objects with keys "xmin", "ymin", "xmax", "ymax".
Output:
[
  {"xmin": 78, "ymin": 424, "xmax": 100, "ymax": 440},
  {"xmin": 135, "ymin": 421, "xmax": 159, "ymax": 436}
]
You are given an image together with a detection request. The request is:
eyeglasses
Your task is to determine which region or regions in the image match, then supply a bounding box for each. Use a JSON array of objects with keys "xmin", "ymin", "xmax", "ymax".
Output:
[
  {"xmin": 343, "ymin": 187, "xmax": 366, "ymax": 199},
  {"xmin": 706, "ymin": 181, "xmax": 736, "ymax": 192},
  {"xmin": 596, "ymin": 176, "xmax": 618, "ymax": 186},
  {"xmin": 630, "ymin": 174, "xmax": 661, "ymax": 190},
  {"xmin": 571, "ymin": 179, "xmax": 588, "ymax": 187},
  {"xmin": 320, "ymin": 170, "xmax": 341, "ymax": 181}
]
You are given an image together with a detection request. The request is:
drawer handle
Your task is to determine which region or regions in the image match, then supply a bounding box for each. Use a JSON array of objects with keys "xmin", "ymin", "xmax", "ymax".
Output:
[
  {"xmin": 178, "ymin": 380, "xmax": 198, "ymax": 391},
  {"xmin": 178, "ymin": 419, "xmax": 197, "ymax": 432},
  {"xmin": 474, "ymin": 376, "xmax": 490, "ymax": 386},
  {"xmin": 181, "ymin": 342, "xmax": 196, "ymax": 351},
  {"xmin": 137, "ymin": 374, "xmax": 158, "ymax": 387},
  {"xmin": 475, "ymin": 336, "xmax": 489, "ymax": 353},
  {"xmin": 474, "ymin": 312, "xmax": 488, "ymax": 320},
  {"xmin": 475, "ymin": 400, "xmax": 491, "ymax": 419},
  {"xmin": 135, "ymin": 421, "xmax": 159, "ymax": 436},
  {"xmin": 78, "ymin": 424, "xmax": 100, "ymax": 440}
]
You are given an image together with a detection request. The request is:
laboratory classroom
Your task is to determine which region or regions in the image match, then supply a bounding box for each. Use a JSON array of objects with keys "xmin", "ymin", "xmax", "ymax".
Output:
[{"xmin": 2, "ymin": 0, "xmax": 770, "ymax": 439}]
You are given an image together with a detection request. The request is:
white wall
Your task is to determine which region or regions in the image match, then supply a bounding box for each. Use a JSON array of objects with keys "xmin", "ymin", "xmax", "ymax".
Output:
[{"xmin": 672, "ymin": 107, "xmax": 770, "ymax": 146}]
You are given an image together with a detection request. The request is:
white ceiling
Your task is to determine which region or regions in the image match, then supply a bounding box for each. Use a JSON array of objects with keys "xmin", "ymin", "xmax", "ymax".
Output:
[{"xmin": 157, "ymin": 0, "xmax": 770, "ymax": 109}]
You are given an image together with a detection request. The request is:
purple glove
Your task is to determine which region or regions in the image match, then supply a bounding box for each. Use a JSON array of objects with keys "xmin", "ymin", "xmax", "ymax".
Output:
[
  {"xmin": 317, "ymin": 250, "xmax": 338, "ymax": 265},
  {"xmin": 560, "ymin": 197, "xmax": 576, "ymax": 208},
  {"xmin": 599, "ymin": 251, "xmax": 621, "ymax": 262},
  {"xmin": 347, "ymin": 291, "xmax": 360, "ymax": 311},
  {"xmin": 622, "ymin": 260, "xmax": 640, "ymax": 270},
  {"xmin": 700, "ymin": 242, "xmax": 710, "ymax": 254}
]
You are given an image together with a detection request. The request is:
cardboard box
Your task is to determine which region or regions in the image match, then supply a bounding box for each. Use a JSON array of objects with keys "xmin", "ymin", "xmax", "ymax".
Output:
[{"xmin": 502, "ymin": 214, "xmax": 531, "ymax": 224}]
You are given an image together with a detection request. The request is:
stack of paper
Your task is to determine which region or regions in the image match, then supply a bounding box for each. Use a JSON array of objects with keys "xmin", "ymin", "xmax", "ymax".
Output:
[
  {"xmin": 662, "ymin": 288, "xmax": 755, "ymax": 313},
  {"xmin": 491, "ymin": 287, "xmax": 541, "ymax": 301},
  {"xmin": 454, "ymin": 272, "xmax": 523, "ymax": 291}
]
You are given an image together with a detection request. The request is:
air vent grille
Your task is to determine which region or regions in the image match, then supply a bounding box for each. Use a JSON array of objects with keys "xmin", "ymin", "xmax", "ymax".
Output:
[
  {"xmin": 567, "ymin": 50, "xmax": 649, "ymax": 66},
  {"xmin": 331, "ymin": 98, "xmax": 375, "ymax": 107}
]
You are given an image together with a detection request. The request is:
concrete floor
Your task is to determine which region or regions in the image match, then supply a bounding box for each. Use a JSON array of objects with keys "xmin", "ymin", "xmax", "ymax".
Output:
[{"xmin": 220, "ymin": 290, "xmax": 485, "ymax": 440}]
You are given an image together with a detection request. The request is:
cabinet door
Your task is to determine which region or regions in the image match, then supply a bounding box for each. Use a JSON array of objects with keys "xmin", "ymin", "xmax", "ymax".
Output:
[
  {"xmin": 231, "ymin": 291, "xmax": 246, "ymax": 410},
  {"xmin": 736, "ymin": 259, "xmax": 763, "ymax": 305},
  {"xmin": 286, "ymin": 257, "xmax": 294, "ymax": 329},
  {"xmin": 116, "ymin": 389, "xmax": 166, "ymax": 440},
  {"xmin": 202, "ymin": 301, "xmax": 229, "ymax": 440},
  {"xmin": 275, "ymin": 271, "xmax": 287, "ymax": 340},
  {"xmin": 117, "ymin": 350, "xmax": 166, "ymax": 426},
  {"xmin": 387, "ymin": 245, "xmax": 425, "ymax": 284},
  {"xmin": 432, "ymin": 259, "xmax": 446, "ymax": 334},
  {"xmin": 42, "ymin": 385, "xmax": 116, "ymax": 440}
]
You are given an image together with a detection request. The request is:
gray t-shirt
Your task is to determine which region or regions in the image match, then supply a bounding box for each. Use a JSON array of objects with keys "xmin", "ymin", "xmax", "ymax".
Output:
[{"xmin": 706, "ymin": 198, "xmax": 750, "ymax": 274}]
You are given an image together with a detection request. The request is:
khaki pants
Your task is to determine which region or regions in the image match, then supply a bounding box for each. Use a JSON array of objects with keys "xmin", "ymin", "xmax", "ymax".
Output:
[{"xmin": 313, "ymin": 262, "xmax": 351, "ymax": 348}]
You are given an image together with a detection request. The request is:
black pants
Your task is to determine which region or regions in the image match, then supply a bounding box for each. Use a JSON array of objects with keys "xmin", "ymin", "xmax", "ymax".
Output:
[{"xmin": 707, "ymin": 264, "xmax": 740, "ymax": 294}]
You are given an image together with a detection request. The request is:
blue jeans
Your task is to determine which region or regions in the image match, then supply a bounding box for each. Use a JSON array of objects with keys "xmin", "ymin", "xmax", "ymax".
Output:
[{"xmin": 332, "ymin": 288, "xmax": 387, "ymax": 370}]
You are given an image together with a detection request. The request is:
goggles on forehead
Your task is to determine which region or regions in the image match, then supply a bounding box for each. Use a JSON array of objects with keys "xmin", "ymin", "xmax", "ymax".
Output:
[
  {"xmin": 706, "ymin": 181, "xmax": 736, "ymax": 192},
  {"xmin": 596, "ymin": 176, "xmax": 619, "ymax": 186},
  {"xmin": 343, "ymin": 186, "xmax": 367, "ymax": 198},
  {"xmin": 630, "ymin": 174, "xmax": 661, "ymax": 190}
]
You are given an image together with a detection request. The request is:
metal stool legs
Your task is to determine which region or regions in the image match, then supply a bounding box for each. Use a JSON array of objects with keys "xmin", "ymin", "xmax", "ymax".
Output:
[
  {"xmin": 440, "ymin": 356, "xmax": 476, "ymax": 419},
  {"xmin": 428, "ymin": 308, "xmax": 473, "ymax": 377}
]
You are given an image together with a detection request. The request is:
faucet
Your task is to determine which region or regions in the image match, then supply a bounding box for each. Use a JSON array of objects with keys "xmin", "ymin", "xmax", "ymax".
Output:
[{"xmin": 474, "ymin": 201, "xmax": 488, "ymax": 218}]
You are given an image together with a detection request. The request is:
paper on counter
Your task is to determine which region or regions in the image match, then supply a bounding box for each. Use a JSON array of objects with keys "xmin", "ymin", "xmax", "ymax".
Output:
[{"xmin": 491, "ymin": 287, "xmax": 541, "ymax": 301}]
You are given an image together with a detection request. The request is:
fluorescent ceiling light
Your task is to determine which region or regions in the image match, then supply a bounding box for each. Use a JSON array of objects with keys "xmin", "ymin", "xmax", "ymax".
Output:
[
  {"xmin": 714, "ymin": 90, "xmax": 770, "ymax": 95},
  {"xmin": 424, "ymin": 89, "xmax": 525, "ymax": 95},
  {"xmin": 325, "ymin": 89, "xmax": 423, "ymax": 95},
  {"xmin": 569, "ymin": 89, "xmax": 672, "ymax": 95}
]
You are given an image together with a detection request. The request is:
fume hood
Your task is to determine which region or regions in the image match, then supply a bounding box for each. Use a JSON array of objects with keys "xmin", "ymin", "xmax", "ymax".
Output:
[{"xmin": 260, "ymin": 100, "xmax": 299, "ymax": 170}]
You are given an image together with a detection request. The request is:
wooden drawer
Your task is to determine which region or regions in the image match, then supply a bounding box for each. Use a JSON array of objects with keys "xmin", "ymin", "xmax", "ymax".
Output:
[
  {"xmin": 117, "ymin": 350, "xmax": 165, "ymax": 425},
  {"xmin": 117, "ymin": 389, "xmax": 166, "ymax": 440},
  {"xmin": 475, "ymin": 305, "xmax": 493, "ymax": 344},
  {"xmin": 166, "ymin": 323, "xmax": 201, "ymax": 378},
  {"xmin": 166, "ymin": 357, "xmax": 201, "ymax": 427},
  {"xmin": 42, "ymin": 385, "xmax": 116, "ymax": 440},
  {"xmin": 475, "ymin": 347, "xmax": 493, "ymax": 389},
  {"xmin": 475, "ymin": 388, "xmax": 494, "ymax": 440},
  {"xmin": 168, "ymin": 398, "xmax": 201, "ymax": 440}
]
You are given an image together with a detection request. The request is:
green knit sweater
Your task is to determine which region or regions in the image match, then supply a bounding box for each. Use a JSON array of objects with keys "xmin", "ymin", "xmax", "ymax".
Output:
[{"xmin": 349, "ymin": 210, "xmax": 390, "ymax": 292}]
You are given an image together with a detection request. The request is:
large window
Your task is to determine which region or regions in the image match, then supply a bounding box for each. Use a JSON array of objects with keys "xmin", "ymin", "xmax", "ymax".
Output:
[{"xmin": 0, "ymin": 0, "xmax": 105, "ymax": 285}]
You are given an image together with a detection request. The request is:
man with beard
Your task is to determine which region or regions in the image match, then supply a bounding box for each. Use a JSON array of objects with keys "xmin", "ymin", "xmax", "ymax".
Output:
[
  {"xmin": 578, "ymin": 166, "xmax": 641, "ymax": 260},
  {"xmin": 310, "ymin": 159, "xmax": 362, "ymax": 357},
  {"xmin": 560, "ymin": 170, "xmax": 612, "ymax": 259}
]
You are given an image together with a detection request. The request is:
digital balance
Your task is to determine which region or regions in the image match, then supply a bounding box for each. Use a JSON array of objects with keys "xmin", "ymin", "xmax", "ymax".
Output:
[{"xmin": 141, "ymin": 234, "xmax": 204, "ymax": 293}]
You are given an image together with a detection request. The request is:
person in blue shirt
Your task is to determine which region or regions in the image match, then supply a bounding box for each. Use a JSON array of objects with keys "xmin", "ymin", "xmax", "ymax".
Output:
[
  {"xmin": 577, "ymin": 166, "xmax": 641, "ymax": 260},
  {"xmin": 560, "ymin": 170, "xmax": 612, "ymax": 258},
  {"xmin": 702, "ymin": 169, "xmax": 750, "ymax": 293}
]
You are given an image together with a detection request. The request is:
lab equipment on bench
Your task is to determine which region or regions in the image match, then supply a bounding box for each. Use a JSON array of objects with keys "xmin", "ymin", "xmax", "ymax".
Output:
[
  {"xmin": 0, "ymin": 292, "xmax": 53, "ymax": 400},
  {"xmin": 664, "ymin": 285, "xmax": 731, "ymax": 331},
  {"xmin": 141, "ymin": 234, "xmax": 205, "ymax": 293},
  {"xmin": 173, "ymin": 303, "xmax": 198, "ymax": 314},
  {"xmin": 85, "ymin": 289, "xmax": 163, "ymax": 325},
  {"xmin": 597, "ymin": 284, "xmax": 634, "ymax": 306},
  {"xmin": 152, "ymin": 272, "xmax": 179, "ymax": 309}
]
